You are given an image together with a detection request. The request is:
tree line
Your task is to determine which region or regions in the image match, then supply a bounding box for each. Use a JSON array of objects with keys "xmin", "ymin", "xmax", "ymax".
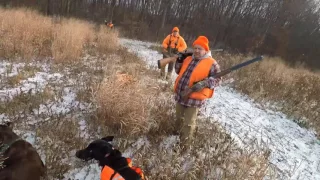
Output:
[{"xmin": 1, "ymin": 0, "xmax": 320, "ymax": 69}]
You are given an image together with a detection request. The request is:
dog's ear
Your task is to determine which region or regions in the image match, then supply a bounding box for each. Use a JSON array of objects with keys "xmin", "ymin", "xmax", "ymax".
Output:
[{"xmin": 101, "ymin": 136, "xmax": 114, "ymax": 142}]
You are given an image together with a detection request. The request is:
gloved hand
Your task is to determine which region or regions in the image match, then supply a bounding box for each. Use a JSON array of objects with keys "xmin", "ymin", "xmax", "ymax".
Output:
[
  {"xmin": 180, "ymin": 87, "xmax": 193, "ymax": 101},
  {"xmin": 177, "ymin": 52, "xmax": 193, "ymax": 63},
  {"xmin": 180, "ymin": 79, "xmax": 209, "ymax": 100}
]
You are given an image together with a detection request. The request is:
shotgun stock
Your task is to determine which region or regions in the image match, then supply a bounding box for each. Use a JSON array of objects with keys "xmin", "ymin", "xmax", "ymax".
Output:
[{"xmin": 157, "ymin": 55, "xmax": 178, "ymax": 69}]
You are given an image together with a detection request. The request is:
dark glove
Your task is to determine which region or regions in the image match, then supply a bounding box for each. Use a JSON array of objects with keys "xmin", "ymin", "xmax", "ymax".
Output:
[
  {"xmin": 191, "ymin": 79, "xmax": 209, "ymax": 92},
  {"xmin": 180, "ymin": 79, "xmax": 209, "ymax": 100},
  {"xmin": 177, "ymin": 52, "xmax": 193, "ymax": 63}
]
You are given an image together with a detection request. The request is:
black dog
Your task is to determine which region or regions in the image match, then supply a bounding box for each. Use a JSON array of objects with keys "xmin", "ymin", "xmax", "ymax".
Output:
[{"xmin": 76, "ymin": 136, "xmax": 142, "ymax": 180}]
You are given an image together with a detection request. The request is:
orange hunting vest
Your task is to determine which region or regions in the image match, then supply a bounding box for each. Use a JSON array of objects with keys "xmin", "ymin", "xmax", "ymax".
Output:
[
  {"xmin": 108, "ymin": 23, "xmax": 114, "ymax": 28},
  {"xmin": 174, "ymin": 56, "xmax": 215, "ymax": 100},
  {"xmin": 100, "ymin": 158, "xmax": 145, "ymax": 180}
]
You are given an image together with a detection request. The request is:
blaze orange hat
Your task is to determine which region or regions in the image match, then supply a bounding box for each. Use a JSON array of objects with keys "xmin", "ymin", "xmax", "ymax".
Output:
[
  {"xmin": 172, "ymin": 27, "xmax": 179, "ymax": 32},
  {"xmin": 193, "ymin": 36, "xmax": 209, "ymax": 51}
]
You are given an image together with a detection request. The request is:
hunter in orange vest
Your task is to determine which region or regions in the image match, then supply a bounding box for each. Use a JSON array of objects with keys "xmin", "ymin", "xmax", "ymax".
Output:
[
  {"xmin": 173, "ymin": 36, "xmax": 221, "ymax": 148},
  {"xmin": 105, "ymin": 20, "xmax": 114, "ymax": 29},
  {"xmin": 161, "ymin": 27, "xmax": 187, "ymax": 80}
]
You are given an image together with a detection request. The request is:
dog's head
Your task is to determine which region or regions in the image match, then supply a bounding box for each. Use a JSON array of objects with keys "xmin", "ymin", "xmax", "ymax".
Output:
[{"xmin": 76, "ymin": 136, "xmax": 114, "ymax": 161}]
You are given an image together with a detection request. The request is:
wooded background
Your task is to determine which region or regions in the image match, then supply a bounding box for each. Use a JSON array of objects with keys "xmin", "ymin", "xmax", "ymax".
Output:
[{"xmin": 1, "ymin": 0, "xmax": 320, "ymax": 69}]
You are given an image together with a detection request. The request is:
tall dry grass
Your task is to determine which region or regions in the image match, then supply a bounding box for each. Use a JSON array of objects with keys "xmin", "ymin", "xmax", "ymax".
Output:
[
  {"xmin": 0, "ymin": 7, "xmax": 119, "ymax": 62},
  {"xmin": 217, "ymin": 53, "xmax": 320, "ymax": 132},
  {"xmin": 93, "ymin": 48, "xmax": 175, "ymax": 137},
  {"xmin": 35, "ymin": 118, "xmax": 86, "ymax": 179},
  {"xmin": 96, "ymin": 25, "xmax": 119, "ymax": 54},
  {"xmin": 0, "ymin": 8, "xmax": 53, "ymax": 59},
  {"xmin": 51, "ymin": 18, "xmax": 95, "ymax": 62}
]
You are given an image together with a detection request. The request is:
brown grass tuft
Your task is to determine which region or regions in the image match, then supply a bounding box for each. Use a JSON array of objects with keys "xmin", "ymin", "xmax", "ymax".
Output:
[
  {"xmin": 93, "ymin": 47, "xmax": 175, "ymax": 137},
  {"xmin": 95, "ymin": 74, "xmax": 151, "ymax": 136},
  {"xmin": 35, "ymin": 118, "xmax": 85, "ymax": 179},
  {"xmin": 96, "ymin": 25, "xmax": 119, "ymax": 54}
]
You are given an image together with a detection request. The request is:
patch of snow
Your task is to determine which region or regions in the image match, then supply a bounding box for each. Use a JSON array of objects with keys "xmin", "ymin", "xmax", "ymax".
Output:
[
  {"xmin": 0, "ymin": 114, "xmax": 9, "ymax": 124},
  {"xmin": 0, "ymin": 58, "xmax": 99, "ymax": 180},
  {"xmin": 159, "ymin": 135, "xmax": 179, "ymax": 150},
  {"xmin": 63, "ymin": 163, "xmax": 100, "ymax": 180},
  {"xmin": 0, "ymin": 71, "xmax": 64, "ymax": 101},
  {"xmin": 123, "ymin": 136, "xmax": 151, "ymax": 158}
]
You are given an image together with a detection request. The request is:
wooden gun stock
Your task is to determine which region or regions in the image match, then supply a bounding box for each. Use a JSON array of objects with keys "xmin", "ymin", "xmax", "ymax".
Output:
[{"xmin": 157, "ymin": 55, "xmax": 178, "ymax": 69}]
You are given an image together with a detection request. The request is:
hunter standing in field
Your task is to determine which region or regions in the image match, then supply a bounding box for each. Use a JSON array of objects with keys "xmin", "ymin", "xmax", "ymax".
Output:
[
  {"xmin": 174, "ymin": 36, "xmax": 221, "ymax": 148},
  {"xmin": 161, "ymin": 27, "xmax": 187, "ymax": 80},
  {"xmin": 105, "ymin": 20, "xmax": 114, "ymax": 29}
]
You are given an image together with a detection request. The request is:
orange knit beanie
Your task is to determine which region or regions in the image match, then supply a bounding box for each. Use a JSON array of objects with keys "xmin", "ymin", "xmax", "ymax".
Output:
[
  {"xmin": 172, "ymin": 27, "xmax": 179, "ymax": 32},
  {"xmin": 193, "ymin": 36, "xmax": 209, "ymax": 51}
]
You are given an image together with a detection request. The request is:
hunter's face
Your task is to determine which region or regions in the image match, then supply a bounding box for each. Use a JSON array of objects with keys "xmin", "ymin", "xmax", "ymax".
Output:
[
  {"xmin": 173, "ymin": 31, "xmax": 178, "ymax": 36},
  {"xmin": 193, "ymin": 45, "xmax": 207, "ymax": 59}
]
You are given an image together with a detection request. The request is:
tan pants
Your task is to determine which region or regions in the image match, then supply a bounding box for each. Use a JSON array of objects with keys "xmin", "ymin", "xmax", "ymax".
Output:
[{"xmin": 175, "ymin": 103, "xmax": 199, "ymax": 147}]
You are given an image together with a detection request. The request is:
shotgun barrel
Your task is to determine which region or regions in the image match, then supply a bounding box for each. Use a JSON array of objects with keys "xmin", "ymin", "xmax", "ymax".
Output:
[
  {"xmin": 181, "ymin": 56, "xmax": 264, "ymax": 100},
  {"xmin": 212, "ymin": 56, "xmax": 263, "ymax": 78}
]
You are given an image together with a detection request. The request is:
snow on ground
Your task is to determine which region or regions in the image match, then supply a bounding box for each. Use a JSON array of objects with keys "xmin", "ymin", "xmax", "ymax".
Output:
[
  {"xmin": 63, "ymin": 164, "xmax": 100, "ymax": 180},
  {"xmin": 0, "ymin": 58, "xmax": 100, "ymax": 179},
  {"xmin": 120, "ymin": 38, "xmax": 320, "ymax": 180},
  {"xmin": 0, "ymin": 61, "xmax": 59, "ymax": 101}
]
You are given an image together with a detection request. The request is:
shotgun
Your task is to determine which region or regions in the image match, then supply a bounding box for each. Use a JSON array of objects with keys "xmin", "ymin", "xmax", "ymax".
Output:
[
  {"xmin": 157, "ymin": 49, "xmax": 224, "ymax": 69},
  {"xmin": 180, "ymin": 56, "xmax": 264, "ymax": 100},
  {"xmin": 211, "ymin": 56, "xmax": 263, "ymax": 78}
]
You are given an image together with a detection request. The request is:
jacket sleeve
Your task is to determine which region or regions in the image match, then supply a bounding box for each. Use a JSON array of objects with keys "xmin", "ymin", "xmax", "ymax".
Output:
[
  {"xmin": 207, "ymin": 61, "xmax": 222, "ymax": 89},
  {"xmin": 162, "ymin": 35, "xmax": 170, "ymax": 49},
  {"xmin": 177, "ymin": 37, "xmax": 187, "ymax": 52}
]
